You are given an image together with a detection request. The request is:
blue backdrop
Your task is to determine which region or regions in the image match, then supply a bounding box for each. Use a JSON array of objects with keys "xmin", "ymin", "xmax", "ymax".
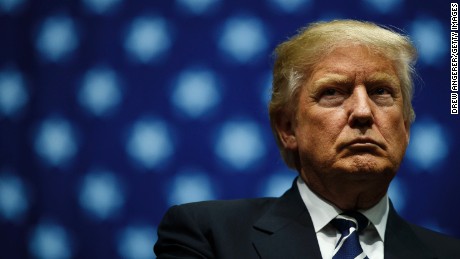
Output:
[{"xmin": 0, "ymin": 0, "xmax": 459, "ymax": 258}]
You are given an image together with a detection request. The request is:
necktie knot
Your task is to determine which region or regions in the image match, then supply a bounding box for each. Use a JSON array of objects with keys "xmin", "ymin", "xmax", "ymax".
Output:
[
  {"xmin": 331, "ymin": 212, "xmax": 369, "ymax": 259},
  {"xmin": 332, "ymin": 211, "xmax": 369, "ymax": 234}
]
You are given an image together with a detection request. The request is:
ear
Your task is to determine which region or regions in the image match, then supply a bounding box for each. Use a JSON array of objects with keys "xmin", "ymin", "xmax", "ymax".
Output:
[
  {"xmin": 275, "ymin": 113, "xmax": 298, "ymax": 150},
  {"xmin": 404, "ymin": 119, "xmax": 411, "ymax": 144}
]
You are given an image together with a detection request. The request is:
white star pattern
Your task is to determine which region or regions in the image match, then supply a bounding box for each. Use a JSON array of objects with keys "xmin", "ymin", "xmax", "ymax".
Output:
[
  {"xmin": 34, "ymin": 118, "xmax": 78, "ymax": 167},
  {"xmin": 82, "ymin": 0, "xmax": 121, "ymax": 14},
  {"xmin": 268, "ymin": 0, "xmax": 312, "ymax": 13},
  {"xmin": 0, "ymin": 69, "xmax": 28, "ymax": 117},
  {"xmin": 126, "ymin": 119, "xmax": 174, "ymax": 169},
  {"xmin": 215, "ymin": 120, "xmax": 266, "ymax": 170},
  {"xmin": 218, "ymin": 16, "xmax": 268, "ymax": 63},
  {"xmin": 29, "ymin": 222, "xmax": 73, "ymax": 259},
  {"xmin": 117, "ymin": 225, "xmax": 157, "ymax": 259},
  {"xmin": 35, "ymin": 15, "xmax": 78, "ymax": 62},
  {"xmin": 0, "ymin": 172, "xmax": 28, "ymax": 221},
  {"xmin": 0, "ymin": 0, "xmax": 25, "ymax": 13},
  {"xmin": 176, "ymin": 0, "xmax": 220, "ymax": 15},
  {"xmin": 124, "ymin": 17, "xmax": 171, "ymax": 63},
  {"xmin": 167, "ymin": 170, "xmax": 215, "ymax": 205},
  {"xmin": 362, "ymin": 0, "xmax": 403, "ymax": 14},
  {"xmin": 78, "ymin": 170, "xmax": 124, "ymax": 220},
  {"xmin": 410, "ymin": 18, "xmax": 446, "ymax": 65},
  {"xmin": 406, "ymin": 118, "xmax": 449, "ymax": 171},
  {"xmin": 171, "ymin": 68, "xmax": 221, "ymax": 119},
  {"xmin": 78, "ymin": 67, "xmax": 122, "ymax": 117}
]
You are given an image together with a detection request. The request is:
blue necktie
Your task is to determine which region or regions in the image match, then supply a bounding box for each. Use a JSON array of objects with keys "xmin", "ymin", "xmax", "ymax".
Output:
[{"xmin": 331, "ymin": 212, "xmax": 369, "ymax": 259}]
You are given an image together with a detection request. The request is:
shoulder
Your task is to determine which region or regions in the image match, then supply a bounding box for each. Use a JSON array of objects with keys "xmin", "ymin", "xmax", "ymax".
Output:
[
  {"xmin": 177, "ymin": 197, "xmax": 277, "ymax": 210},
  {"xmin": 166, "ymin": 197, "xmax": 277, "ymax": 224},
  {"xmin": 409, "ymin": 223, "xmax": 460, "ymax": 257},
  {"xmin": 154, "ymin": 197, "xmax": 278, "ymax": 258}
]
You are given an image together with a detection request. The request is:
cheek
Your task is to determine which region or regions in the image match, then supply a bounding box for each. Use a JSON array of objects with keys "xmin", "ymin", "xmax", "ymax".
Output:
[
  {"xmin": 379, "ymin": 113, "xmax": 409, "ymax": 149},
  {"xmin": 296, "ymin": 109, "xmax": 346, "ymax": 150}
]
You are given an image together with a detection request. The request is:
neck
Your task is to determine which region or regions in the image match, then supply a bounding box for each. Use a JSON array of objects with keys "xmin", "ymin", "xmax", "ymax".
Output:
[{"xmin": 299, "ymin": 171, "xmax": 390, "ymax": 210}]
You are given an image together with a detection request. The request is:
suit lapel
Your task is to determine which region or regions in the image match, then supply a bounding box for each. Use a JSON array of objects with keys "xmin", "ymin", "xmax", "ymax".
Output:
[
  {"xmin": 384, "ymin": 202, "xmax": 437, "ymax": 259},
  {"xmin": 252, "ymin": 179, "xmax": 322, "ymax": 259}
]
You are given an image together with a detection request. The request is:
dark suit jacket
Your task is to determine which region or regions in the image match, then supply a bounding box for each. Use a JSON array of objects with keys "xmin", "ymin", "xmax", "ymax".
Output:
[{"xmin": 154, "ymin": 180, "xmax": 460, "ymax": 258}]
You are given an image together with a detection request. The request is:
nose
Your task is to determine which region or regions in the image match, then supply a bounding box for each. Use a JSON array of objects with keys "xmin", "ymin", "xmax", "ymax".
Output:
[{"xmin": 347, "ymin": 86, "xmax": 374, "ymax": 130}]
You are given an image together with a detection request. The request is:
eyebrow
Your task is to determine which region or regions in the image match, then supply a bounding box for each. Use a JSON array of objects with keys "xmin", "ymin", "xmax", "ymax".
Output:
[
  {"xmin": 311, "ymin": 74, "xmax": 352, "ymax": 90},
  {"xmin": 311, "ymin": 72, "xmax": 400, "ymax": 91},
  {"xmin": 365, "ymin": 72, "xmax": 400, "ymax": 87}
]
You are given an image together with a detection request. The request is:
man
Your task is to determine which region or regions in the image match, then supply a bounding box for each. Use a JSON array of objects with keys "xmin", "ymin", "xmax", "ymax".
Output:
[{"xmin": 154, "ymin": 20, "xmax": 460, "ymax": 258}]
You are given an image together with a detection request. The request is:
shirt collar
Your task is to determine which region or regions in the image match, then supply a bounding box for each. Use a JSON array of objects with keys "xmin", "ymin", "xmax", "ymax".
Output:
[{"xmin": 296, "ymin": 177, "xmax": 389, "ymax": 241}]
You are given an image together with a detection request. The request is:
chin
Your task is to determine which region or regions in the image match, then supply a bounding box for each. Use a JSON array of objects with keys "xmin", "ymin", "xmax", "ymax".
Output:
[{"xmin": 335, "ymin": 155, "xmax": 395, "ymax": 175}]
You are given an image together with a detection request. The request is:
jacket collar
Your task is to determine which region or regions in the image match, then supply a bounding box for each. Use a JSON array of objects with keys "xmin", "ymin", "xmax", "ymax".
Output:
[
  {"xmin": 252, "ymin": 179, "xmax": 322, "ymax": 259},
  {"xmin": 384, "ymin": 201, "xmax": 437, "ymax": 259}
]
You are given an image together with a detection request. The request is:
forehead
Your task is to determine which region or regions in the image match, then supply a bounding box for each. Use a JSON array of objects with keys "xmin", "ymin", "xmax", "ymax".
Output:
[{"xmin": 309, "ymin": 44, "xmax": 398, "ymax": 80}]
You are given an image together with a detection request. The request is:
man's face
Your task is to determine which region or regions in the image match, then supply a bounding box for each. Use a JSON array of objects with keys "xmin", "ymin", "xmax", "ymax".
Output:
[{"xmin": 280, "ymin": 45, "xmax": 410, "ymax": 205}]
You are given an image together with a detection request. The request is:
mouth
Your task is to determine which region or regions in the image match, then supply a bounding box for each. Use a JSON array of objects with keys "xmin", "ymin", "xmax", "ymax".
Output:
[{"xmin": 340, "ymin": 138, "xmax": 385, "ymax": 152}]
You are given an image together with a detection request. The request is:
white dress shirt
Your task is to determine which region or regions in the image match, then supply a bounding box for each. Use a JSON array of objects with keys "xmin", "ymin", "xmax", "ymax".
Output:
[{"xmin": 296, "ymin": 177, "xmax": 389, "ymax": 259}]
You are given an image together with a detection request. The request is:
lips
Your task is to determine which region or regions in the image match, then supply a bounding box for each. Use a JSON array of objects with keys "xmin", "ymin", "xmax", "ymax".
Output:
[{"xmin": 340, "ymin": 138, "xmax": 385, "ymax": 151}]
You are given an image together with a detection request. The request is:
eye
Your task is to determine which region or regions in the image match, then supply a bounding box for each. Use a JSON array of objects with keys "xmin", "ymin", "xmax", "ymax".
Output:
[
  {"xmin": 316, "ymin": 88, "xmax": 346, "ymax": 107},
  {"xmin": 323, "ymin": 88, "xmax": 338, "ymax": 96},
  {"xmin": 372, "ymin": 87, "xmax": 390, "ymax": 95},
  {"xmin": 370, "ymin": 86, "xmax": 395, "ymax": 106}
]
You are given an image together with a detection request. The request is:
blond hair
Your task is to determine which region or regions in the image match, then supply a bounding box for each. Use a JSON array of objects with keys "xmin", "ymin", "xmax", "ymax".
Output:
[{"xmin": 269, "ymin": 19, "xmax": 417, "ymax": 169}]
